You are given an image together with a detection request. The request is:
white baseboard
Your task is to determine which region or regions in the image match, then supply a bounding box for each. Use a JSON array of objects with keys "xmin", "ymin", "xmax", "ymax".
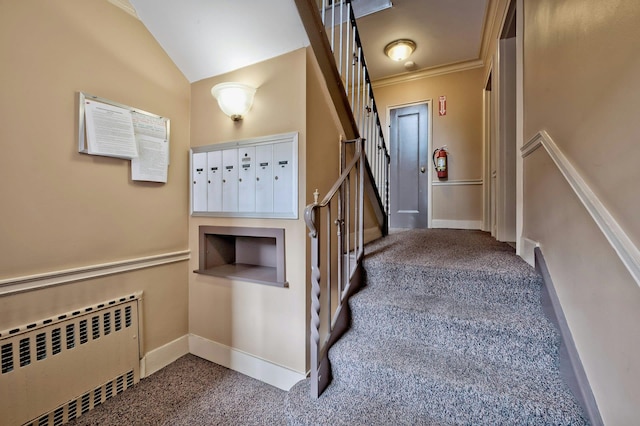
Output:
[
  {"xmin": 188, "ymin": 334, "xmax": 305, "ymax": 391},
  {"xmin": 431, "ymin": 219, "xmax": 483, "ymax": 230},
  {"xmin": 520, "ymin": 237, "xmax": 539, "ymax": 267},
  {"xmin": 140, "ymin": 335, "xmax": 189, "ymax": 378}
]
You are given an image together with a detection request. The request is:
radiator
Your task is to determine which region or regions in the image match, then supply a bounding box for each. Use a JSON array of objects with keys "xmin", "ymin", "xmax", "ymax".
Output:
[{"xmin": 0, "ymin": 293, "xmax": 142, "ymax": 426}]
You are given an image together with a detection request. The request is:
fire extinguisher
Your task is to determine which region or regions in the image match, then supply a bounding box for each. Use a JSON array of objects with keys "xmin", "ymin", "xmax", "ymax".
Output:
[{"xmin": 432, "ymin": 146, "xmax": 448, "ymax": 179}]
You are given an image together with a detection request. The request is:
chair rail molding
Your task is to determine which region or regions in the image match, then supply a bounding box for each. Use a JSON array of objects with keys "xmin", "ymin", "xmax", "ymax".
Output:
[
  {"xmin": 432, "ymin": 178, "xmax": 483, "ymax": 186},
  {"xmin": 521, "ymin": 130, "xmax": 640, "ymax": 288},
  {"xmin": 0, "ymin": 250, "xmax": 191, "ymax": 296}
]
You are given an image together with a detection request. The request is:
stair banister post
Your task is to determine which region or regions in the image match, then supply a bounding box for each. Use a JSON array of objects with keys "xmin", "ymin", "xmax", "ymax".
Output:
[
  {"xmin": 304, "ymin": 203, "xmax": 321, "ymax": 398},
  {"xmin": 358, "ymin": 138, "xmax": 365, "ymax": 255}
]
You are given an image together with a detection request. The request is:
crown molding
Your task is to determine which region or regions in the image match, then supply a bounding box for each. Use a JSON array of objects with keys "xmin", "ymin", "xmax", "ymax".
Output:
[{"xmin": 372, "ymin": 59, "xmax": 484, "ymax": 88}]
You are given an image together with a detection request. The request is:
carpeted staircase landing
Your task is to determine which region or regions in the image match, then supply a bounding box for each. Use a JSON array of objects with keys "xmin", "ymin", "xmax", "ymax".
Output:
[{"xmin": 285, "ymin": 229, "xmax": 589, "ymax": 425}]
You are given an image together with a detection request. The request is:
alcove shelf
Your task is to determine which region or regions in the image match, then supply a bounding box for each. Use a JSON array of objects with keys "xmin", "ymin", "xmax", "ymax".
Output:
[{"xmin": 194, "ymin": 226, "xmax": 287, "ymax": 287}]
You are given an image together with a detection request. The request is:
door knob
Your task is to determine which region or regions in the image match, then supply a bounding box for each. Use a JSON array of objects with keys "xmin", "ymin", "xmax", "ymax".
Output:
[{"xmin": 420, "ymin": 166, "xmax": 426, "ymax": 173}]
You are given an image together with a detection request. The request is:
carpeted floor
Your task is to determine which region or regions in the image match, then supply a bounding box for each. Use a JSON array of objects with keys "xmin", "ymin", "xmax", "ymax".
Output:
[
  {"xmin": 66, "ymin": 354, "xmax": 287, "ymax": 425},
  {"xmin": 67, "ymin": 229, "xmax": 589, "ymax": 426}
]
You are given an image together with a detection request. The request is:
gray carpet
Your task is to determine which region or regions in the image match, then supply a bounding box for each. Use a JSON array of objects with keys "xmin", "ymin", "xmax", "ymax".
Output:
[
  {"xmin": 285, "ymin": 229, "xmax": 589, "ymax": 425},
  {"xmin": 65, "ymin": 229, "xmax": 588, "ymax": 425},
  {"xmin": 66, "ymin": 354, "xmax": 287, "ymax": 425}
]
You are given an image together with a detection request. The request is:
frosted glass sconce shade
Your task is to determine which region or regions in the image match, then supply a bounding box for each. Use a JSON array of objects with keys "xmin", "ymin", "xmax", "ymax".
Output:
[
  {"xmin": 211, "ymin": 82, "xmax": 256, "ymax": 121},
  {"xmin": 384, "ymin": 39, "xmax": 416, "ymax": 62}
]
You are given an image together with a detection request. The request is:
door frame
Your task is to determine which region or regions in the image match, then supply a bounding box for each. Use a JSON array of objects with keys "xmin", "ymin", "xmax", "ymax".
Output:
[
  {"xmin": 485, "ymin": 0, "xmax": 524, "ymax": 251},
  {"xmin": 386, "ymin": 99, "xmax": 433, "ymax": 228},
  {"xmin": 482, "ymin": 65, "xmax": 493, "ymax": 234}
]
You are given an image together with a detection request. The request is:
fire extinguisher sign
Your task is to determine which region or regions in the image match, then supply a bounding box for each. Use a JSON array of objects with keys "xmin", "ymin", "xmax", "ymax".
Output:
[{"xmin": 439, "ymin": 96, "xmax": 446, "ymax": 116}]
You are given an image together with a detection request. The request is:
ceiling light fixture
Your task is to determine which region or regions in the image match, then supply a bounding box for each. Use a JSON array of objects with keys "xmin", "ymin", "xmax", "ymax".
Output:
[
  {"xmin": 211, "ymin": 82, "xmax": 256, "ymax": 121},
  {"xmin": 384, "ymin": 39, "xmax": 416, "ymax": 62}
]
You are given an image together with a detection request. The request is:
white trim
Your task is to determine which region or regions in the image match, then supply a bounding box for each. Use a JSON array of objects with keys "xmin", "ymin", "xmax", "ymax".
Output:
[
  {"xmin": 0, "ymin": 250, "xmax": 191, "ymax": 297},
  {"xmin": 432, "ymin": 179, "xmax": 483, "ymax": 186},
  {"xmin": 522, "ymin": 130, "xmax": 640, "ymax": 288},
  {"xmin": 372, "ymin": 59, "xmax": 484, "ymax": 88},
  {"xmin": 431, "ymin": 219, "xmax": 483, "ymax": 230},
  {"xmin": 515, "ymin": 0, "xmax": 525, "ymax": 257},
  {"xmin": 520, "ymin": 238, "xmax": 539, "ymax": 267},
  {"xmin": 428, "ymin": 100, "xmax": 433, "ymax": 229},
  {"xmin": 482, "ymin": 66, "xmax": 494, "ymax": 234},
  {"xmin": 520, "ymin": 133, "xmax": 542, "ymax": 157},
  {"xmin": 188, "ymin": 334, "xmax": 306, "ymax": 391},
  {"xmin": 140, "ymin": 335, "xmax": 189, "ymax": 378}
]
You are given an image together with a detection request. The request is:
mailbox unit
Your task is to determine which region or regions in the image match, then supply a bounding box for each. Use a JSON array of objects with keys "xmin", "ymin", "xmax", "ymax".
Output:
[{"xmin": 190, "ymin": 132, "xmax": 298, "ymax": 219}]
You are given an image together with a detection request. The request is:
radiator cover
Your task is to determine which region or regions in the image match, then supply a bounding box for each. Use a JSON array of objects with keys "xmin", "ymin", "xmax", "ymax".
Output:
[{"xmin": 0, "ymin": 293, "xmax": 142, "ymax": 426}]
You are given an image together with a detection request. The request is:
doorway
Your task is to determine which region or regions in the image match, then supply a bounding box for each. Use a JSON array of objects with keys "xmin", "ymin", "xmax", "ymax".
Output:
[
  {"xmin": 389, "ymin": 103, "xmax": 429, "ymax": 228},
  {"xmin": 487, "ymin": 0, "xmax": 518, "ymax": 243}
]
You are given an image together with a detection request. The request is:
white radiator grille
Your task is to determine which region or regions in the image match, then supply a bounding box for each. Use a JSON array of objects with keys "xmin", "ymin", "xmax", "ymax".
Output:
[
  {"xmin": 0, "ymin": 293, "xmax": 142, "ymax": 426},
  {"xmin": 21, "ymin": 370, "xmax": 135, "ymax": 426}
]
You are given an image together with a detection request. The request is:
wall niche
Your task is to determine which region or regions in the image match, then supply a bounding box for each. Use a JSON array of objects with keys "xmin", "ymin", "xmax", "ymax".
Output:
[{"xmin": 195, "ymin": 226, "xmax": 287, "ymax": 287}]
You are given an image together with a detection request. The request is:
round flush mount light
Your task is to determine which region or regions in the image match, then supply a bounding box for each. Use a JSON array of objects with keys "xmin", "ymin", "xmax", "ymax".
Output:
[{"xmin": 384, "ymin": 39, "xmax": 417, "ymax": 62}]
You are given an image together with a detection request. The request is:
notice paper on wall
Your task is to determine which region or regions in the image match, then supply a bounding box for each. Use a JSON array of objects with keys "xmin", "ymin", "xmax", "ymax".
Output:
[
  {"xmin": 79, "ymin": 92, "xmax": 171, "ymax": 183},
  {"xmin": 131, "ymin": 135, "xmax": 168, "ymax": 182},
  {"xmin": 84, "ymin": 100, "xmax": 139, "ymax": 159}
]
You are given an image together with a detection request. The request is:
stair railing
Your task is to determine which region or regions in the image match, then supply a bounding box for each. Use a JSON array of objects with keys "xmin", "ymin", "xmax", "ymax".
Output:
[
  {"xmin": 294, "ymin": 0, "xmax": 390, "ymax": 398},
  {"xmin": 319, "ymin": 0, "xmax": 390, "ymax": 211},
  {"xmin": 304, "ymin": 137, "xmax": 365, "ymax": 399}
]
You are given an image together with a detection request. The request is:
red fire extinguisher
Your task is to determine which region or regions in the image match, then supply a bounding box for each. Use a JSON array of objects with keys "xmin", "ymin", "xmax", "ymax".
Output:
[{"xmin": 432, "ymin": 146, "xmax": 448, "ymax": 179}]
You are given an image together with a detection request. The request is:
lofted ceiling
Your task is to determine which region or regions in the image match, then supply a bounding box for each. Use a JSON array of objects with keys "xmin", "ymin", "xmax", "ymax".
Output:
[{"xmin": 122, "ymin": 0, "xmax": 490, "ymax": 84}]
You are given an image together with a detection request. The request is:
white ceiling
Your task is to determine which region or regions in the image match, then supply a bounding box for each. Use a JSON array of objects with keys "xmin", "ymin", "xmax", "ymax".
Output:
[
  {"xmin": 126, "ymin": 0, "xmax": 488, "ymax": 84},
  {"xmin": 355, "ymin": 0, "xmax": 488, "ymax": 81},
  {"xmin": 129, "ymin": 0, "xmax": 310, "ymax": 83}
]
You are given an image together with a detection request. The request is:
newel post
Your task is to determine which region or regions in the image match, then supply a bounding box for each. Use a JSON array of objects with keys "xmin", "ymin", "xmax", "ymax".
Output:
[{"xmin": 304, "ymin": 197, "xmax": 321, "ymax": 398}]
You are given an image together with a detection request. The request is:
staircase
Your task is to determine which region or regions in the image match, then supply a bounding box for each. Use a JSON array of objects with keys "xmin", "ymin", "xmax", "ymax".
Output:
[{"xmin": 285, "ymin": 229, "xmax": 589, "ymax": 425}]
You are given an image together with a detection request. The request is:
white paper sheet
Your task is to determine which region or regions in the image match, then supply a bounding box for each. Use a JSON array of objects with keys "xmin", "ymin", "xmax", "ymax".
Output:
[
  {"xmin": 132, "ymin": 111, "xmax": 167, "ymax": 140},
  {"xmin": 131, "ymin": 135, "xmax": 168, "ymax": 182},
  {"xmin": 84, "ymin": 100, "xmax": 138, "ymax": 159}
]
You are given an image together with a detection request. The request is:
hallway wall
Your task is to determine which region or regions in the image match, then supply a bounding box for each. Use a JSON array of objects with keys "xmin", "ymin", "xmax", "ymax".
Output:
[
  {"xmin": 373, "ymin": 68, "xmax": 484, "ymax": 228},
  {"xmin": 0, "ymin": 1, "xmax": 190, "ymax": 356},
  {"xmin": 521, "ymin": 0, "xmax": 640, "ymax": 422},
  {"xmin": 189, "ymin": 49, "xmax": 309, "ymax": 378}
]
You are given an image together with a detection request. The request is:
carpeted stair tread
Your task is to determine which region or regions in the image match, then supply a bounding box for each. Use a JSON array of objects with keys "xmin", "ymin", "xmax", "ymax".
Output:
[
  {"xmin": 363, "ymin": 261, "xmax": 542, "ymax": 292},
  {"xmin": 284, "ymin": 229, "xmax": 589, "ymax": 425},
  {"xmin": 362, "ymin": 264, "xmax": 542, "ymax": 305},
  {"xmin": 328, "ymin": 332, "xmax": 587, "ymax": 425},
  {"xmin": 285, "ymin": 377, "xmax": 452, "ymax": 426},
  {"xmin": 364, "ymin": 229, "xmax": 527, "ymax": 271},
  {"xmin": 348, "ymin": 288, "xmax": 559, "ymax": 370},
  {"xmin": 349, "ymin": 284, "xmax": 551, "ymax": 328}
]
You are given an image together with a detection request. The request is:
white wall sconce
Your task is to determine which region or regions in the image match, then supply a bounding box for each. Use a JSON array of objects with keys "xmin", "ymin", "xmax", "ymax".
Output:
[
  {"xmin": 384, "ymin": 39, "xmax": 416, "ymax": 62},
  {"xmin": 211, "ymin": 82, "xmax": 256, "ymax": 121}
]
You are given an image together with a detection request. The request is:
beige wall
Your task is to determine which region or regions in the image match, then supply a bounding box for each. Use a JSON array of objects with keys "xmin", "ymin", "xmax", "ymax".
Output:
[
  {"xmin": 189, "ymin": 49, "xmax": 309, "ymax": 373},
  {"xmin": 0, "ymin": 2, "xmax": 190, "ymax": 351},
  {"xmin": 522, "ymin": 0, "xmax": 640, "ymax": 422},
  {"xmin": 373, "ymin": 68, "xmax": 484, "ymax": 224},
  {"xmin": 305, "ymin": 49, "xmax": 344, "ymax": 206}
]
